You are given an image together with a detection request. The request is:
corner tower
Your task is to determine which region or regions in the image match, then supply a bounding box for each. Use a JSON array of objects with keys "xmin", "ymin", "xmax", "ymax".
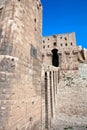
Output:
[{"xmin": 0, "ymin": 0, "xmax": 42, "ymax": 130}]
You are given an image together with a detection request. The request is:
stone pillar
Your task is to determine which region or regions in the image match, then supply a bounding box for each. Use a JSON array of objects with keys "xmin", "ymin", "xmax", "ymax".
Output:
[
  {"xmin": 49, "ymin": 71, "xmax": 54, "ymax": 128},
  {"xmin": 55, "ymin": 71, "xmax": 58, "ymax": 94},
  {"xmin": 41, "ymin": 69, "xmax": 46, "ymax": 130},
  {"xmin": 54, "ymin": 71, "xmax": 57, "ymax": 107},
  {"xmin": 51, "ymin": 71, "xmax": 55, "ymax": 124},
  {"xmin": 47, "ymin": 71, "xmax": 51, "ymax": 129}
]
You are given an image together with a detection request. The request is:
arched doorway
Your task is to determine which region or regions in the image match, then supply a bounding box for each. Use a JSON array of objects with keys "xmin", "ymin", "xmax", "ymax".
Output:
[{"xmin": 52, "ymin": 49, "xmax": 59, "ymax": 67}]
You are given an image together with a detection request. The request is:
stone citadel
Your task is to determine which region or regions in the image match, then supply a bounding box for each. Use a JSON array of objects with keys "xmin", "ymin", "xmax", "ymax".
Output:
[{"xmin": 0, "ymin": 0, "xmax": 87, "ymax": 130}]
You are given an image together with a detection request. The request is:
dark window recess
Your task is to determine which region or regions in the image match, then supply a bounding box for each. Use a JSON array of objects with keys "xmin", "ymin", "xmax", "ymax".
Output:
[
  {"xmin": 29, "ymin": 117, "xmax": 33, "ymax": 122},
  {"xmin": 42, "ymin": 54, "xmax": 44, "ymax": 57},
  {"xmin": 0, "ymin": 28, "xmax": 2, "ymax": 37},
  {"xmin": 0, "ymin": 7, "xmax": 3, "ymax": 17},
  {"xmin": 18, "ymin": 0, "xmax": 20, "ymax": 1},
  {"xmin": 53, "ymin": 42, "xmax": 57, "ymax": 46},
  {"xmin": 66, "ymin": 53, "xmax": 70, "ymax": 55},
  {"xmin": 30, "ymin": 45, "xmax": 37, "ymax": 58},
  {"xmin": 52, "ymin": 49, "xmax": 59, "ymax": 67},
  {"xmin": 32, "ymin": 101, "xmax": 34, "ymax": 104},
  {"xmin": 48, "ymin": 45, "xmax": 49, "ymax": 48},
  {"xmin": 60, "ymin": 37, "xmax": 62, "ymax": 39},
  {"xmin": 43, "ymin": 45, "xmax": 45, "ymax": 49},
  {"xmin": 37, "ymin": 4, "xmax": 39, "ymax": 10},
  {"xmin": 60, "ymin": 43, "xmax": 62, "ymax": 46},
  {"xmin": 48, "ymin": 38, "xmax": 49, "ymax": 40},
  {"xmin": 71, "ymin": 42, "xmax": 73, "ymax": 45},
  {"xmin": 12, "ymin": 58, "xmax": 14, "ymax": 61},
  {"xmin": 65, "ymin": 37, "xmax": 67, "ymax": 40},
  {"xmin": 37, "ymin": 3, "xmax": 41, "ymax": 10},
  {"xmin": 43, "ymin": 40, "xmax": 45, "ymax": 43},
  {"xmin": 34, "ymin": 18, "xmax": 36, "ymax": 23},
  {"xmin": 34, "ymin": 18, "xmax": 37, "ymax": 31},
  {"xmin": 39, "ymin": 3, "xmax": 41, "ymax": 7},
  {"xmin": 65, "ymin": 43, "xmax": 67, "ymax": 46}
]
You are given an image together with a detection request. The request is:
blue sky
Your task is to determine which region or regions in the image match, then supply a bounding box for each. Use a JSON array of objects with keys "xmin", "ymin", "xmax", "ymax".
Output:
[{"xmin": 41, "ymin": 0, "xmax": 87, "ymax": 48}]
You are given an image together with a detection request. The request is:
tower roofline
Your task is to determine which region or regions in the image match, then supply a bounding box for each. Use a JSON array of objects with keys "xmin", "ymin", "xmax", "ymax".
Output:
[{"xmin": 42, "ymin": 32, "xmax": 75, "ymax": 38}]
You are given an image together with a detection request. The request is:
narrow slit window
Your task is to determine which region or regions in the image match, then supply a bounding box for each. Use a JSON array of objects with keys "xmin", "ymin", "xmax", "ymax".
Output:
[
  {"xmin": 30, "ymin": 45, "xmax": 37, "ymax": 58},
  {"xmin": 53, "ymin": 42, "xmax": 57, "ymax": 46}
]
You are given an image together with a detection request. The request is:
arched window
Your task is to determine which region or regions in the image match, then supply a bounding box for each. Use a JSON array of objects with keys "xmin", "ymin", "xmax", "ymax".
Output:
[{"xmin": 52, "ymin": 49, "xmax": 59, "ymax": 67}]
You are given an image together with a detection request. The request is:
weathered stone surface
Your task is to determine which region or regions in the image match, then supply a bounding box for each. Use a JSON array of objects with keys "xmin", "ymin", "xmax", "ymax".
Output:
[
  {"xmin": 42, "ymin": 33, "xmax": 79, "ymax": 70},
  {"xmin": 0, "ymin": 0, "xmax": 87, "ymax": 130},
  {"xmin": 54, "ymin": 63, "xmax": 87, "ymax": 130},
  {"xmin": 0, "ymin": 0, "xmax": 42, "ymax": 130}
]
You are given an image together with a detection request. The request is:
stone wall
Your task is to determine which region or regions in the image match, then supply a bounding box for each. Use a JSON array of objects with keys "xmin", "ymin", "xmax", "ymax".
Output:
[
  {"xmin": 54, "ymin": 63, "xmax": 87, "ymax": 130},
  {"xmin": 0, "ymin": 0, "xmax": 42, "ymax": 130},
  {"xmin": 42, "ymin": 33, "xmax": 78, "ymax": 70},
  {"xmin": 0, "ymin": 1, "xmax": 87, "ymax": 130}
]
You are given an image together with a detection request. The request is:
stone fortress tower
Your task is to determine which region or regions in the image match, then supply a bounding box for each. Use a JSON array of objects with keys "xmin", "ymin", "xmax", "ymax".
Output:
[
  {"xmin": 41, "ymin": 33, "xmax": 87, "ymax": 130},
  {"xmin": 0, "ymin": 0, "xmax": 42, "ymax": 130},
  {"xmin": 0, "ymin": 0, "xmax": 87, "ymax": 130},
  {"xmin": 42, "ymin": 33, "xmax": 78, "ymax": 70}
]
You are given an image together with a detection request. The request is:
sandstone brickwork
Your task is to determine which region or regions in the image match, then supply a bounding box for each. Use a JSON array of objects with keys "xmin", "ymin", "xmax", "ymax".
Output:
[
  {"xmin": 42, "ymin": 33, "xmax": 78, "ymax": 70},
  {"xmin": 0, "ymin": 0, "xmax": 87, "ymax": 130},
  {"xmin": 54, "ymin": 63, "xmax": 87, "ymax": 130},
  {"xmin": 0, "ymin": 0, "xmax": 42, "ymax": 130}
]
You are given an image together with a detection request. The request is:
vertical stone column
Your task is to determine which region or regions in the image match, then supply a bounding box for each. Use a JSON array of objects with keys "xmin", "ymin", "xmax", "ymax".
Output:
[
  {"xmin": 44, "ymin": 72, "xmax": 48, "ymax": 130},
  {"xmin": 42, "ymin": 69, "xmax": 52, "ymax": 130},
  {"xmin": 54, "ymin": 71, "xmax": 56, "ymax": 106},
  {"xmin": 49, "ymin": 71, "xmax": 54, "ymax": 128},
  {"xmin": 41, "ymin": 69, "xmax": 46, "ymax": 130},
  {"xmin": 56, "ymin": 71, "xmax": 58, "ymax": 94},
  {"xmin": 47, "ymin": 71, "xmax": 51, "ymax": 129},
  {"xmin": 51, "ymin": 71, "xmax": 55, "ymax": 124},
  {"xmin": 54, "ymin": 71, "xmax": 57, "ymax": 107},
  {"xmin": 55, "ymin": 70, "xmax": 59, "ymax": 111}
]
